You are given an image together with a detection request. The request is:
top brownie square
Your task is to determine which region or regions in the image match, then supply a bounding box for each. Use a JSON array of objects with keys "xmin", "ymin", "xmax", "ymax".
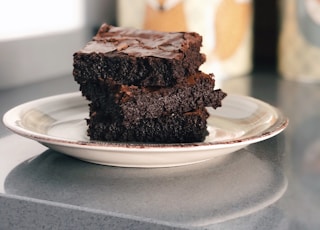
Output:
[{"xmin": 73, "ymin": 24, "xmax": 206, "ymax": 87}]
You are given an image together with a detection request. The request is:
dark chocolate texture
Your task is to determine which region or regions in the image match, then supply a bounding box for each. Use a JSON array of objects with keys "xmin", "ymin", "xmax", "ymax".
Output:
[
  {"xmin": 72, "ymin": 23, "xmax": 227, "ymax": 143},
  {"xmin": 80, "ymin": 72, "xmax": 226, "ymax": 126},
  {"xmin": 87, "ymin": 109, "xmax": 209, "ymax": 143},
  {"xmin": 73, "ymin": 24, "xmax": 205, "ymax": 87}
]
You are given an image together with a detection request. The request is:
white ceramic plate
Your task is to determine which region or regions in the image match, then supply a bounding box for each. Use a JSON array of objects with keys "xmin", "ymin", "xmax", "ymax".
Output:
[{"xmin": 3, "ymin": 92, "xmax": 288, "ymax": 168}]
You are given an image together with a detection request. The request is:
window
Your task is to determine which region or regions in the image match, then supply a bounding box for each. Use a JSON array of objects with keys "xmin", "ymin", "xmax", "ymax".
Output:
[{"xmin": 0, "ymin": 0, "xmax": 85, "ymax": 41}]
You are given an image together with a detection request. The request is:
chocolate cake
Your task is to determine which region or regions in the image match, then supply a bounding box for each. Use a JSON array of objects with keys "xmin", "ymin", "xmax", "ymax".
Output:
[
  {"xmin": 87, "ymin": 109, "xmax": 209, "ymax": 143},
  {"xmin": 81, "ymin": 72, "xmax": 226, "ymax": 127},
  {"xmin": 73, "ymin": 23, "xmax": 227, "ymax": 143},
  {"xmin": 73, "ymin": 24, "xmax": 205, "ymax": 87}
]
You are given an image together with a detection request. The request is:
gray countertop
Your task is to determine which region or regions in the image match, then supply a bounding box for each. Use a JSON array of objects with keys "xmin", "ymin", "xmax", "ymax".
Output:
[{"xmin": 1, "ymin": 73, "xmax": 320, "ymax": 229}]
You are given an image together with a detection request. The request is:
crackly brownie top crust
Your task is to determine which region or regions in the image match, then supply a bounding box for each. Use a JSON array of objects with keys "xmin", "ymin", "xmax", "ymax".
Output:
[{"xmin": 80, "ymin": 23, "xmax": 202, "ymax": 59}]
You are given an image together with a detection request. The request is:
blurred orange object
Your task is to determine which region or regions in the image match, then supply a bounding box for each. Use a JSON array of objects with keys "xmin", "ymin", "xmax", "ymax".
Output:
[{"xmin": 117, "ymin": 0, "xmax": 253, "ymax": 78}]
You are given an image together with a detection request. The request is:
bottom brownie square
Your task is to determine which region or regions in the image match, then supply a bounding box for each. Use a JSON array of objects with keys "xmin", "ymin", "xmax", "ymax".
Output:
[{"xmin": 87, "ymin": 109, "xmax": 209, "ymax": 143}]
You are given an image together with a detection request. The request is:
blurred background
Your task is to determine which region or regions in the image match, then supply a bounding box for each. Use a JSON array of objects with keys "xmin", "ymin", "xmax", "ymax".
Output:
[
  {"xmin": 0, "ymin": 0, "xmax": 288, "ymax": 89},
  {"xmin": 0, "ymin": 0, "xmax": 116, "ymax": 89}
]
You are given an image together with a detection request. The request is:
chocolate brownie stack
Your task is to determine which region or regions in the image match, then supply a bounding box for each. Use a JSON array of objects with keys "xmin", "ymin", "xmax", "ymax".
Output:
[{"xmin": 73, "ymin": 24, "xmax": 226, "ymax": 143}]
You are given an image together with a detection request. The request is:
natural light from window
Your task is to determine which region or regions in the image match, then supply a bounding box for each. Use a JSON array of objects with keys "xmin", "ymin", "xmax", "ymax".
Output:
[{"xmin": 0, "ymin": 0, "xmax": 85, "ymax": 41}]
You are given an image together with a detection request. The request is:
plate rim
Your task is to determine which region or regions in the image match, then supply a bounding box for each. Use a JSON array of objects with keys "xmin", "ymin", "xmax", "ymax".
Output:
[{"xmin": 2, "ymin": 92, "xmax": 289, "ymax": 152}]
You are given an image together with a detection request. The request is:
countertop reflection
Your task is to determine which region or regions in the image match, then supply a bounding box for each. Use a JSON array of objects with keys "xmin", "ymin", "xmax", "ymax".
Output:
[{"xmin": 3, "ymin": 138, "xmax": 287, "ymax": 228}]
